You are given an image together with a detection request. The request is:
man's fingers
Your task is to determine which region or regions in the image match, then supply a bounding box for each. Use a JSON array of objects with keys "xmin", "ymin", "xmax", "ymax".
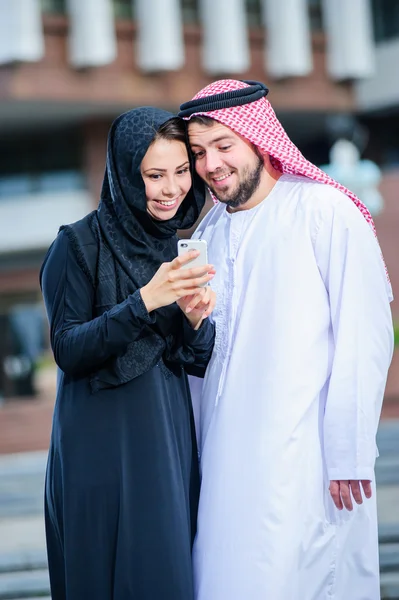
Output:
[
  {"xmin": 339, "ymin": 480, "xmax": 353, "ymax": 511},
  {"xmin": 329, "ymin": 481, "xmax": 343, "ymax": 510},
  {"xmin": 361, "ymin": 480, "xmax": 372, "ymax": 499},
  {"xmin": 349, "ymin": 480, "xmax": 363, "ymax": 505}
]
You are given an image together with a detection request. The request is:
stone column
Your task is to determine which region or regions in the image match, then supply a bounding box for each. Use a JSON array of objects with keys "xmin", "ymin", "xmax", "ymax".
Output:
[
  {"xmin": 200, "ymin": 0, "xmax": 250, "ymax": 75},
  {"xmin": 264, "ymin": 0, "xmax": 313, "ymax": 78},
  {"xmin": 136, "ymin": 0, "xmax": 185, "ymax": 72},
  {"xmin": 322, "ymin": 0, "xmax": 375, "ymax": 80},
  {"xmin": 0, "ymin": 0, "xmax": 44, "ymax": 64},
  {"xmin": 66, "ymin": 0, "xmax": 117, "ymax": 68}
]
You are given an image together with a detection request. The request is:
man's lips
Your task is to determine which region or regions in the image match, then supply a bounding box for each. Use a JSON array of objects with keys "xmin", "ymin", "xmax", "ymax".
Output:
[{"xmin": 210, "ymin": 171, "xmax": 234, "ymax": 186}]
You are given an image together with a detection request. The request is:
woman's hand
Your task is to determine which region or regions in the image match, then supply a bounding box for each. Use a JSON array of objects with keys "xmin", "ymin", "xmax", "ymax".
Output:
[
  {"xmin": 177, "ymin": 285, "xmax": 216, "ymax": 330},
  {"xmin": 140, "ymin": 250, "xmax": 215, "ymax": 313}
]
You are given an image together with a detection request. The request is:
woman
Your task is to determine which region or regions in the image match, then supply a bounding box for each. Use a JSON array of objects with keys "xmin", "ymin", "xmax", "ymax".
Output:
[{"xmin": 40, "ymin": 107, "xmax": 215, "ymax": 600}]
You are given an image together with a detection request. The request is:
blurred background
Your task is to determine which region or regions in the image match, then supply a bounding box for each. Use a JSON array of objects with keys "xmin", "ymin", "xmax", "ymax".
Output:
[{"xmin": 0, "ymin": 0, "xmax": 398, "ymax": 598}]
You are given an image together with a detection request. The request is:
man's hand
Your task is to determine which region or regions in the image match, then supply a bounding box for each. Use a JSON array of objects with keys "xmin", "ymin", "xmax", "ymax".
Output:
[{"xmin": 329, "ymin": 480, "xmax": 372, "ymax": 511}]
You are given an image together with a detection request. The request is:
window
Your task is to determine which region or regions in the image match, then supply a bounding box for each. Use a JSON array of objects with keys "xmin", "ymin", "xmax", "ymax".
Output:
[
  {"xmin": 182, "ymin": 0, "xmax": 199, "ymax": 23},
  {"xmin": 246, "ymin": 0, "xmax": 263, "ymax": 28},
  {"xmin": 308, "ymin": 0, "xmax": 323, "ymax": 31},
  {"xmin": 41, "ymin": 0, "xmax": 66, "ymax": 14},
  {"xmin": 372, "ymin": 0, "xmax": 399, "ymax": 43},
  {"xmin": 0, "ymin": 172, "xmax": 86, "ymax": 199},
  {"xmin": 0, "ymin": 128, "xmax": 86, "ymax": 200},
  {"xmin": 113, "ymin": 0, "xmax": 134, "ymax": 20}
]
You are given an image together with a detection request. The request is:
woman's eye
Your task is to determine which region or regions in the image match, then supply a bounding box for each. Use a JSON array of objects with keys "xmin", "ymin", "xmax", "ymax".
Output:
[
  {"xmin": 177, "ymin": 168, "xmax": 190, "ymax": 175},
  {"xmin": 220, "ymin": 145, "xmax": 231, "ymax": 151},
  {"xmin": 149, "ymin": 174, "xmax": 162, "ymax": 180}
]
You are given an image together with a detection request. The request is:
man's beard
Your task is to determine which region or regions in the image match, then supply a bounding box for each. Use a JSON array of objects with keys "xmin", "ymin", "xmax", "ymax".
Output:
[{"xmin": 209, "ymin": 156, "xmax": 264, "ymax": 209}]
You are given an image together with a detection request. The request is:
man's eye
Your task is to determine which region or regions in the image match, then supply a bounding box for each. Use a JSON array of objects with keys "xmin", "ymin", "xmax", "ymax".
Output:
[{"xmin": 192, "ymin": 151, "xmax": 204, "ymax": 159}]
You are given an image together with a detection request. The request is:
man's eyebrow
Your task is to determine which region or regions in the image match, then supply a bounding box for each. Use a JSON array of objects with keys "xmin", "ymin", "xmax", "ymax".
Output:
[
  {"xmin": 191, "ymin": 135, "xmax": 235, "ymax": 147},
  {"xmin": 143, "ymin": 160, "xmax": 190, "ymax": 173}
]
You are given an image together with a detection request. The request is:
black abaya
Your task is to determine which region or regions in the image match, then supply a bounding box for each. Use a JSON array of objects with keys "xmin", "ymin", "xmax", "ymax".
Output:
[
  {"xmin": 42, "ymin": 230, "xmax": 213, "ymax": 600},
  {"xmin": 40, "ymin": 106, "xmax": 212, "ymax": 600}
]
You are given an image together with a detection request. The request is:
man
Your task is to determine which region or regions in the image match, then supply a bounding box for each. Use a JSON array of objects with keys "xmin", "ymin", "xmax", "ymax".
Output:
[{"xmin": 178, "ymin": 80, "xmax": 394, "ymax": 600}]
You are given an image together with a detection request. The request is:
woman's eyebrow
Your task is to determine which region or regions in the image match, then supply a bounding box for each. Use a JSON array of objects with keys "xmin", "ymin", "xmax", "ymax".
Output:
[{"xmin": 143, "ymin": 160, "xmax": 190, "ymax": 173}]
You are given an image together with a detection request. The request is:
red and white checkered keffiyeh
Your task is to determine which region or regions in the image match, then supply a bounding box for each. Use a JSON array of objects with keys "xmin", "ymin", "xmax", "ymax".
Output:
[{"xmin": 183, "ymin": 79, "xmax": 390, "ymax": 283}]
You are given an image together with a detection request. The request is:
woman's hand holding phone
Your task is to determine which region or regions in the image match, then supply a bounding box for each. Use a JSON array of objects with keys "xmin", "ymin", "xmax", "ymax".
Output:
[{"xmin": 140, "ymin": 251, "xmax": 215, "ymax": 313}]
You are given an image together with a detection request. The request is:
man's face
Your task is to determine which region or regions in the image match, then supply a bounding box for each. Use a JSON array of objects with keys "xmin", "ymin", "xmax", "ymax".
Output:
[{"xmin": 188, "ymin": 120, "xmax": 264, "ymax": 209}]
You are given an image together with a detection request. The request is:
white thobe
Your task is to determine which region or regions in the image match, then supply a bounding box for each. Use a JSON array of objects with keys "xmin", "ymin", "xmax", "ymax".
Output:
[{"xmin": 191, "ymin": 174, "xmax": 394, "ymax": 600}]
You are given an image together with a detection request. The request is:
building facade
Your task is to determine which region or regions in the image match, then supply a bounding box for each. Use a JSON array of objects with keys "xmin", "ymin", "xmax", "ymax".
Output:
[{"xmin": 0, "ymin": 0, "xmax": 398, "ymax": 395}]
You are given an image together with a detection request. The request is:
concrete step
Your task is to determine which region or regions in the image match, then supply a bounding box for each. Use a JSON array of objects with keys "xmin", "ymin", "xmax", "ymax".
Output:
[
  {"xmin": 376, "ymin": 456, "xmax": 399, "ymax": 486},
  {"xmin": 380, "ymin": 543, "xmax": 399, "ymax": 572},
  {"xmin": 377, "ymin": 420, "xmax": 399, "ymax": 456},
  {"xmin": 0, "ymin": 453, "xmax": 46, "ymax": 520},
  {"xmin": 380, "ymin": 524, "xmax": 399, "ymax": 544},
  {"xmin": 0, "ymin": 549, "xmax": 47, "ymax": 574},
  {"xmin": 0, "ymin": 569, "xmax": 50, "ymax": 599},
  {"xmin": 380, "ymin": 571, "xmax": 399, "ymax": 599}
]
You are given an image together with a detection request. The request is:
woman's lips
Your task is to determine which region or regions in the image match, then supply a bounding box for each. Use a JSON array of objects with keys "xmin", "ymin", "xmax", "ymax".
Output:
[{"xmin": 154, "ymin": 197, "xmax": 180, "ymax": 210}]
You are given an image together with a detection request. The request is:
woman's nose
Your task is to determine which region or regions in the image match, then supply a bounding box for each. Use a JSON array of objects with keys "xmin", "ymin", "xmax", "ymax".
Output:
[{"xmin": 162, "ymin": 177, "xmax": 179, "ymax": 198}]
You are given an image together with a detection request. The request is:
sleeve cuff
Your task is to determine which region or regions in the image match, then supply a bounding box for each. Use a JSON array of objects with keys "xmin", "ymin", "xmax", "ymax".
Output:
[
  {"xmin": 327, "ymin": 466, "xmax": 375, "ymax": 481},
  {"xmin": 182, "ymin": 314, "xmax": 213, "ymax": 343},
  {"xmin": 133, "ymin": 289, "xmax": 157, "ymax": 325}
]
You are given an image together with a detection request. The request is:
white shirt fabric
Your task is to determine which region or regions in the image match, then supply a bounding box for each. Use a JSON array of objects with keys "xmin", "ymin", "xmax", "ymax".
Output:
[{"xmin": 191, "ymin": 174, "xmax": 394, "ymax": 600}]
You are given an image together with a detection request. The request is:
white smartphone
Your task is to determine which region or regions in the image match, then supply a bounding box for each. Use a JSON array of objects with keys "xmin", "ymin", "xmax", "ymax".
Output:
[{"xmin": 177, "ymin": 239, "xmax": 209, "ymax": 286}]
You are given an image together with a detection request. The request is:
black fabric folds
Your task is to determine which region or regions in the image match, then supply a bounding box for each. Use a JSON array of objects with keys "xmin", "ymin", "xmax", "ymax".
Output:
[
  {"xmin": 178, "ymin": 80, "xmax": 269, "ymax": 117},
  {"xmin": 60, "ymin": 107, "xmax": 206, "ymax": 391}
]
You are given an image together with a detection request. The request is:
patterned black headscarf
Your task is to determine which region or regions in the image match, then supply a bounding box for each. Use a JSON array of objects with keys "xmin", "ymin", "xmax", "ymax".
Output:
[{"xmin": 63, "ymin": 107, "xmax": 206, "ymax": 391}]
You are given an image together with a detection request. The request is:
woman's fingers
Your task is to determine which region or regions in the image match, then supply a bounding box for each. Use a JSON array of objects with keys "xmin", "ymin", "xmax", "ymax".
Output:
[
  {"xmin": 170, "ymin": 250, "xmax": 199, "ymax": 269},
  {"xmin": 185, "ymin": 289, "xmax": 207, "ymax": 313},
  {"xmin": 176, "ymin": 286, "xmax": 208, "ymax": 298},
  {"xmin": 169, "ymin": 265, "xmax": 214, "ymax": 284},
  {"xmin": 203, "ymin": 290, "xmax": 216, "ymax": 317},
  {"xmin": 179, "ymin": 273, "xmax": 214, "ymax": 289}
]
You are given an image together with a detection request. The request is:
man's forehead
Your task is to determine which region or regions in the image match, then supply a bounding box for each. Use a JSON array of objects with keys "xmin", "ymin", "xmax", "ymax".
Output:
[{"xmin": 188, "ymin": 120, "xmax": 237, "ymax": 144}]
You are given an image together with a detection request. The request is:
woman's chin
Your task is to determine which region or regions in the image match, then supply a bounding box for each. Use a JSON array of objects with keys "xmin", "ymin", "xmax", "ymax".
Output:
[{"xmin": 147, "ymin": 207, "xmax": 179, "ymax": 222}]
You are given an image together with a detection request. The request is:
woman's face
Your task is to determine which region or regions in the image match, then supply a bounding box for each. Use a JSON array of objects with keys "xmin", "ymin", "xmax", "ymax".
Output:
[{"xmin": 141, "ymin": 138, "xmax": 192, "ymax": 221}]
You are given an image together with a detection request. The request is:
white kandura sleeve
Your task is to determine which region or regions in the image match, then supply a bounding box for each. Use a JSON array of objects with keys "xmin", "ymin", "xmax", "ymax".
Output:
[{"xmin": 314, "ymin": 195, "xmax": 394, "ymax": 482}]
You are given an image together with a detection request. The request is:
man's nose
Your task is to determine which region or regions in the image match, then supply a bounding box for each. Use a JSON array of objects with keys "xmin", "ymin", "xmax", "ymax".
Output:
[{"xmin": 205, "ymin": 151, "xmax": 224, "ymax": 174}]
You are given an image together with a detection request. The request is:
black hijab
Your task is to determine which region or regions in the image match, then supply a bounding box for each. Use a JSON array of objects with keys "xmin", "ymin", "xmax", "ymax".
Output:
[
  {"xmin": 62, "ymin": 107, "xmax": 206, "ymax": 391},
  {"xmin": 98, "ymin": 106, "xmax": 205, "ymax": 282}
]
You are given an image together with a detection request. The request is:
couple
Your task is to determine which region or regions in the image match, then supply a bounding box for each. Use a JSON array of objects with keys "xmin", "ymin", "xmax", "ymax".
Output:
[{"xmin": 41, "ymin": 80, "xmax": 393, "ymax": 600}]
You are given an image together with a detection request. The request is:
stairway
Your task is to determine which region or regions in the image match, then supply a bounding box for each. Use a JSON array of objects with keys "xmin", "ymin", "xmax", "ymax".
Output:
[{"xmin": 0, "ymin": 420, "xmax": 398, "ymax": 599}]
